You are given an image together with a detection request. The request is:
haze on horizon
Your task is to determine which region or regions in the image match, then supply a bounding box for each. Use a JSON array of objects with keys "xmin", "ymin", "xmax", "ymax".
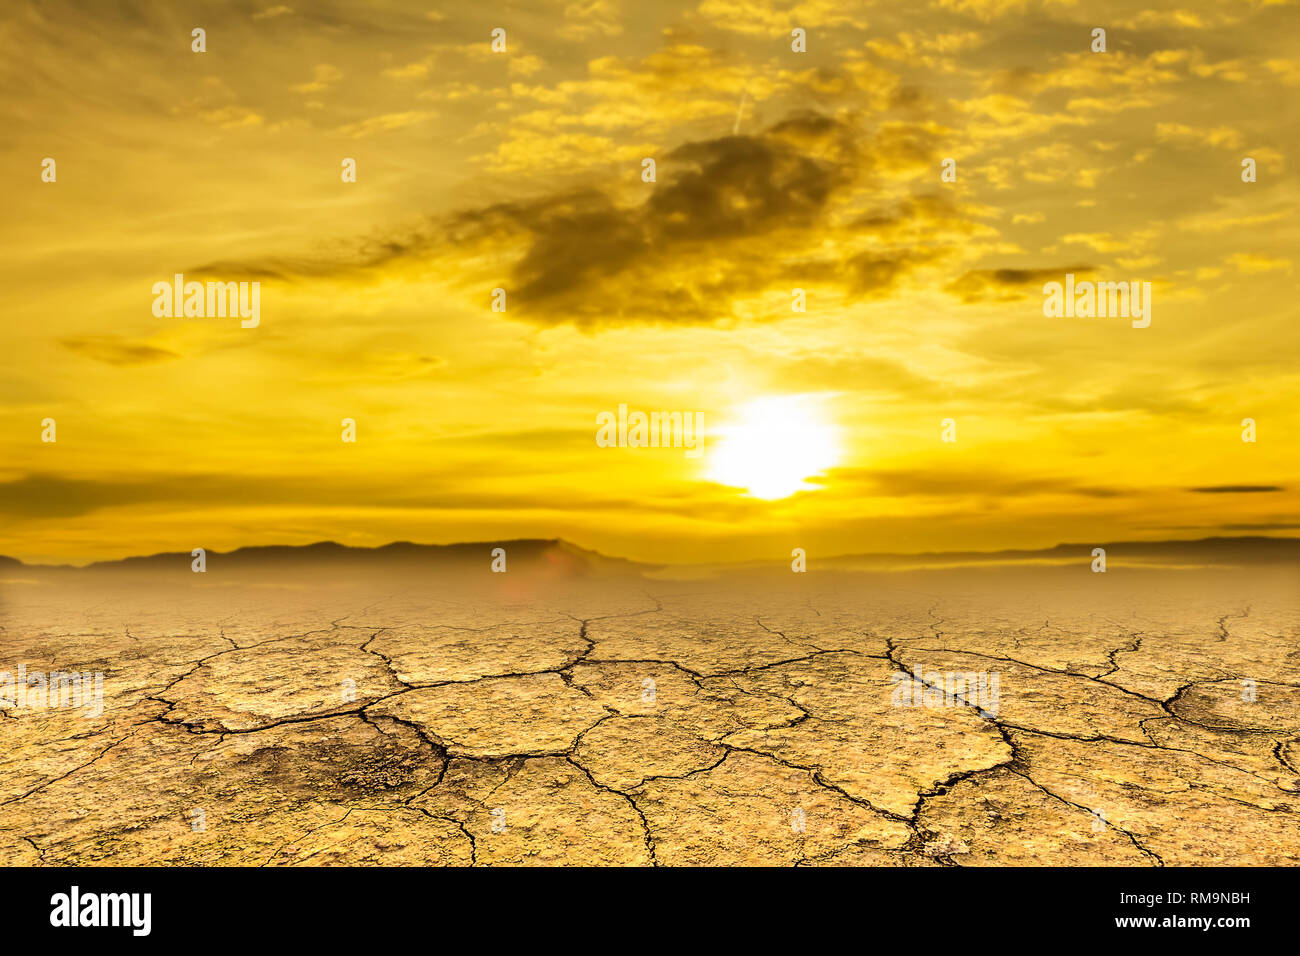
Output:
[{"xmin": 1, "ymin": 0, "xmax": 1297, "ymax": 566}]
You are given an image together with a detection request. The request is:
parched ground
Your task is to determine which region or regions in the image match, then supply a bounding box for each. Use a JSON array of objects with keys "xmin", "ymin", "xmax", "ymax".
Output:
[{"xmin": 1, "ymin": 564, "xmax": 1298, "ymax": 866}]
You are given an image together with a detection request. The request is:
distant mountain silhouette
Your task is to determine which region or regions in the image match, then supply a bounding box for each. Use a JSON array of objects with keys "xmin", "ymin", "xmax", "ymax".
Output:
[
  {"xmin": 1, "ymin": 538, "xmax": 654, "ymax": 578},
  {"xmin": 818, "ymin": 535, "xmax": 1300, "ymax": 569},
  {"xmin": 0, "ymin": 535, "xmax": 1296, "ymax": 576}
]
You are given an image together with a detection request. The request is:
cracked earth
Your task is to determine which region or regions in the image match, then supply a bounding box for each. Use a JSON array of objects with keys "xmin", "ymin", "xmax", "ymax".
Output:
[{"xmin": 2, "ymin": 563, "xmax": 1298, "ymax": 866}]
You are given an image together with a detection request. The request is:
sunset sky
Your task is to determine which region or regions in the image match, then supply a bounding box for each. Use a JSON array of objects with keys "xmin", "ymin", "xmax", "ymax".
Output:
[{"xmin": 1, "ymin": 0, "xmax": 1298, "ymax": 565}]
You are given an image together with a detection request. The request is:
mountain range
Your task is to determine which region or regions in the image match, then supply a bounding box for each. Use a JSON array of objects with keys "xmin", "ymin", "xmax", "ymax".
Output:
[{"xmin": 2, "ymin": 535, "xmax": 1297, "ymax": 577}]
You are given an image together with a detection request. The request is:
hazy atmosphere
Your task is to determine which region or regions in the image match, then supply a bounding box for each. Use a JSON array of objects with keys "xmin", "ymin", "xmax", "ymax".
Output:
[{"xmin": 2, "ymin": 0, "xmax": 1297, "ymax": 564}]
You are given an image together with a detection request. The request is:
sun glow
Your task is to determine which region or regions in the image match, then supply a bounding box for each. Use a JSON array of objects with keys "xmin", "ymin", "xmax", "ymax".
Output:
[{"xmin": 707, "ymin": 396, "xmax": 840, "ymax": 499}]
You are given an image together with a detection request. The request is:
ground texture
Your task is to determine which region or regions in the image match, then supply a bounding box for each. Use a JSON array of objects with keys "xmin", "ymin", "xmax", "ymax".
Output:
[{"xmin": 2, "ymin": 566, "xmax": 1298, "ymax": 866}]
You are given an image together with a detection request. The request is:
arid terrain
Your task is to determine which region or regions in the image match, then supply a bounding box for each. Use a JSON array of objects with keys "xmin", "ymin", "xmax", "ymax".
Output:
[{"xmin": 2, "ymin": 541, "xmax": 1298, "ymax": 866}]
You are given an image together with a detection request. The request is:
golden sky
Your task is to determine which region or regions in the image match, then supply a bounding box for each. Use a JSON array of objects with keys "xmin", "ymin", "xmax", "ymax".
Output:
[{"xmin": 2, "ymin": 0, "xmax": 1298, "ymax": 565}]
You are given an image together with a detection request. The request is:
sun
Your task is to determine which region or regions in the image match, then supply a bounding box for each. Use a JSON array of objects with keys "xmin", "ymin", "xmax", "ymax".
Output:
[{"xmin": 707, "ymin": 396, "xmax": 840, "ymax": 499}]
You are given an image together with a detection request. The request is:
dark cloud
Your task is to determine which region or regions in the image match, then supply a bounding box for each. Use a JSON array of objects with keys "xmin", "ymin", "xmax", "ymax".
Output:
[
  {"xmin": 647, "ymin": 124, "xmax": 847, "ymax": 241},
  {"xmin": 192, "ymin": 229, "xmax": 434, "ymax": 281},
  {"xmin": 189, "ymin": 112, "xmax": 972, "ymax": 327},
  {"xmin": 0, "ymin": 475, "xmax": 177, "ymax": 519},
  {"xmin": 1164, "ymin": 523, "xmax": 1300, "ymax": 532},
  {"xmin": 1217, "ymin": 523, "xmax": 1300, "ymax": 530},
  {"xmin": 845, "ymin": 251, "xmax": 931, "ymax": 299},
  {"xmin": 826, "ymin": 467, "xmax": 1124, "ymax": 500},
  {"xmin": 456, "ymin": 113, "xmax": 963, "ymax": 325},
  {"xmin": 0, "ymin": 470, "xmax": 762, "ymax": 526},
  {"xmin": 1189, "ymin": 485, "xmax": 1284, "ymax": 493},
  {"xmin": 508, "ymin": 192, "xmax": 648, "ymax": 302},
  {"xmin": 946, "ymin": 265, "xmax": 1094, "ymax": 303},
  {"xmin": 848, "ymin": 194, "xmax": 968, "ymax": 237},
  {"xmin": 60, "ymin": 336, "xmax": 180, "ymax": 366},
  {"xmin": 458, "ymin": 115, "xmax": 861, "ymax": 324}
]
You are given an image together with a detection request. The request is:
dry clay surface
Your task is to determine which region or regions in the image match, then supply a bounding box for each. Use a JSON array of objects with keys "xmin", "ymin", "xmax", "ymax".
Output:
[{"xmin": 1, "ymin": 569, "xmax": 1298, "ymax": 866}]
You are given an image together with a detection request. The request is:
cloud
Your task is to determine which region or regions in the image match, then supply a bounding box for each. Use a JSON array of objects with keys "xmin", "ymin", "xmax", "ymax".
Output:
[
  {"xmin": 0, "ymin": 475, "xmax": 172, "ymax": 519},
  {"xmin": 1216, "ymin": 523, "xmax": 1300, "ymax": 531},
  {"xmin": 648, "ymin": 119, "xmax": 849, "ymax": 239},
  {"xmin": 1156, "ymin": 122, "xmax": 1243, "ymax": 150},
  {"xmin": 290, "ymin": 63, "xmax": 342, "ymax": 94},
  {"xmin": 1115, "ymin": 8, "xmax": 1221, "ymax": 30},
  {"xmin": 1188, "ymin": 485, "xmax": 1284, "ymax": 494},
  {"xmin": 1226, "ymin": 253, "xmax": 1291, "ymax": 274},
  {"xmin": 1265, "ymin": 58, "xmax": 1300, "ymax": 85},
  {"xmin": 694, "ymin": 0, "xmax": 861, "ymax": 34},
  {"xmin": 827, "ymin": 467, "xmax": 1125, "ymax": 500},
  {"xmin": 843, "ymin": 251, "xmax": 932, "ymax": 299},
  {"xmin": 0, "ymin": 468, "xmax": 724, "ymax": 526},
  {"xmin": 457, "ymin": 113, "xmax": 946, "ymax": 324},
  {"xmin": 188, "ymin": 112, "xmax": 969, "ymax": 326},
  {"xmin": 558, "ymin": 0, "xmax": 624, "ymax": 41},
  {"xmin": 384, "ymin": 58, "xmax": 434, "ymax": 79},
  {"xmin": 945, "ymin": 265, "xmax": 1093, "ymax": 303},
  {"xmin": 59, "ymin": 337, "xmax": 181, "ymax": 366},
  {"xmin": 336, "ymin": 110, "xmax": 434, "ymax": 138},
  {"xmin": 197, "ymin": 106, "xmax": 264, "ymax": 129}
]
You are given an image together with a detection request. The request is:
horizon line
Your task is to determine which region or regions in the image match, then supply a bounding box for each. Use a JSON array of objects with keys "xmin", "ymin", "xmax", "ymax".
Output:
[{"xmin": 5, "ymin": 532, "xmax": 1299, "ymax": 571}]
